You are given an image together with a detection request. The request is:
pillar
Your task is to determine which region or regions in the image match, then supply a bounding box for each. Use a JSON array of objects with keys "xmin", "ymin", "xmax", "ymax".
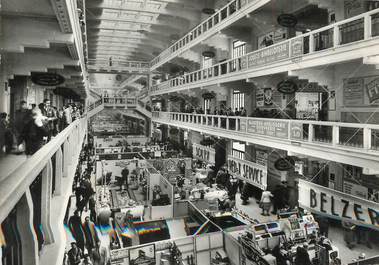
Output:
[
  {"xmin": 16, "ymin": 190, "xmax": 39, "ymax": 265},
  {"xmin": 41, "ymin": 159, "xmax": 54, "ymax": 244}
]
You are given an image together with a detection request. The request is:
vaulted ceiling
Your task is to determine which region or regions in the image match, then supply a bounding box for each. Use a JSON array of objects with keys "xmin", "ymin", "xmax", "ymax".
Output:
[{"xmin": 85, "ymin": 0, "xmax": 214, "ymax": 63}]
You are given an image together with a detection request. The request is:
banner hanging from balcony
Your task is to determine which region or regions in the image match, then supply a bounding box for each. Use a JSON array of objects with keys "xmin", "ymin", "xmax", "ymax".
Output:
[
  {"xmin": 192, "ymin": 143, "xmax": 215, "ymax": 164},
  {"xmin": 298, "ymin": 179, "xmax": 379, "ymax": 230},
  {"xmin": 277, "ymin": 14, "xmax": 298, "ymax": 28},
  {"xmin": 248, "ymin": 42, "xmax": 290, "ymax": 68},
  {"xmin": 227, "ymin": 155, "xmax": 267, "ymax": 190},
  {"xmin": 239, "ymin": 118, "xmax": 289, "ymax": 139}
]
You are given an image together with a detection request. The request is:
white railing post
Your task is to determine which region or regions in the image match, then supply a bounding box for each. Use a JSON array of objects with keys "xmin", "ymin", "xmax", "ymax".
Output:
[
  {"xmin": 63, "ymin": 139, "xmax": 70, "ymax": 177},
  {"xmin": 41, "ymin": 159, "xmax": 54, "ymax": 244},
  {"xmin": 363, "ymin": 127, "xmax": 372, "ymax": 149},
  {"xmin": 308, "ymin": 124, "xmax": 314, "ymax": 142},
  {"xmin": 309, "ymin": 34, "xmax": 315, "ymax": 53},
  {"xmin": 364, "ymin": 13, "xmax": 372, "ymax": 39},
  {"xmin": 332, "ymin": 125, "xmax": 340, "ymax": 146},
  {"xmin": 54, "ymin": 147, "xmax": 63, "ymax": 196},
  {"xmin": 333, "ymin": 25, "xmax": 340, "ymax": 47},
  {"xmin": 226, "ymin": 118, "xmax": 229, "ymax": 130}
]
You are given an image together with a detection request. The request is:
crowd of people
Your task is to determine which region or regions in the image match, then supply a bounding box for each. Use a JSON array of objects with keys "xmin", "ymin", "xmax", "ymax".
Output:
[
  {"xmin": 65, "ymin": 138, "xmax": 109, "ymax": 265},
  {"xmin": 0, "ymin": 99, "xmax": 83, "ymax": 156}
]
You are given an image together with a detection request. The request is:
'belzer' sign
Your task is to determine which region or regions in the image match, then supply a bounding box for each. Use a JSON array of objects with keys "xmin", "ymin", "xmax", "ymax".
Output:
[
  {"xmin": 227, "ymin": 156, "xmax": 267, "ymax": 190},
  {"xmin": 193, "ymin": 143, "xmax": 215, "ymax": 164},
  {"xmin": 298, "ymin": 179, "xmax": 379, "ymax": 230}
]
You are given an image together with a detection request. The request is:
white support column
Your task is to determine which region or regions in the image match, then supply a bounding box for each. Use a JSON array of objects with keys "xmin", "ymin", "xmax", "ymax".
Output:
[
  {"xmin": 16, "ymin": 190, "xmax": 39, "ymax": 265},
  {"xmin": 41, "ymin": 159, "xmax": 54, "ymax": 244}
]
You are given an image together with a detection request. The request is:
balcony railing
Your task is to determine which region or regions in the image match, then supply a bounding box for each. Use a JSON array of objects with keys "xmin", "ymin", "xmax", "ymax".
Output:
[
  {"xmin": 150, "ymin": 0, "xmax": 269, "ymax": 69},
  {"xmin": 0, "ymin": 117, "xmax": 87, "ymax": 264},
  {"xmin": 87, "ymin": 59, "xmax": 150, "ymax": 73},
  {"xmin": 150, "ymin": 8, "xmax": 379, "ymax": 95},
  {"xmin": 153, "ymin": 111, "xmax": 379, "ymax": 153}
]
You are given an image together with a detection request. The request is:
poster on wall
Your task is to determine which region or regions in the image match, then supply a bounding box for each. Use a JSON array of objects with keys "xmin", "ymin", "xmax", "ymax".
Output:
[
  {"xmin": 344, "ymin": 0, "xmax": 365, "ymax": 18},
  {"xmin": 298, "ymin": 179, "xmax": 379, "ymax": 230},
  {"xmin": 129, "ymin": 244, "xmax": 156, "ymax": 265},
  {"xmin": 343, "ymin": 77, "xmax": 365, "ymax": 106},
  {"xmin": 256, "ymin": 88, "xmax": 265, "ymax": 107},
  {"xmin": 343, "ymin": 180, "xmax": 368, "ymax": 199},
  {"xmin": 366, "ymin": 77, "xmax": 379, "ymax": 104},
  {"xmin": 258, "ymin": 28, "xmax": 287, "ymax": 49},
  {"xmin": 263, "ymin": 88, "xmax": 273, "ymax": 106},
  {"xmin": 343, "ymin": 76, "xmax": 379, "ymax": 106},
  {"xmin": 255, "ymin": 150, "xmax": 268, "ymax": 167}
]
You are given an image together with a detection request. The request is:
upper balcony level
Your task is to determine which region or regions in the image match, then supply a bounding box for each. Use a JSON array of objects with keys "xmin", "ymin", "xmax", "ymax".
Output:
[
  {"xmin": 87, "ymin": 59, "xmax": 150, "ymax": 74},
  {"xmin": 87, "ymin": 97, "xmax": 152, "ymax": 118},
  {"xmin": 152, "ymin": 111, "xmax": 379, "ymax": 172},
  {"xmin": 150, "ymin": 0, "xmax": 271, "ymax": 71},
  {"xmin": 150, "ymin": 9, "xmax": 379, "ymax": 96}
]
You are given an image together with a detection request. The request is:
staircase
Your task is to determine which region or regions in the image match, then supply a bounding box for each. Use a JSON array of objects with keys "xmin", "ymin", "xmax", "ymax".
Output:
[
  {"xmin": 87, "ymin": 99, "xmax": 104, "ymax": 118},
  {"xmin": 87, "ymin": 98, "xmax": 152, "ymax": 119}
]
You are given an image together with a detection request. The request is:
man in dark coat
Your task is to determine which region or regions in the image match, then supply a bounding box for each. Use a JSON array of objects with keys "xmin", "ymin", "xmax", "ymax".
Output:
[
  {"xmin": 68, "ymin": 210, "xmax": 86, "ymax": 252},
  {"xmin": 83, "ymin": 216, "xmax": 100, "ymax": 259},
  {"xmin": 121, "ymin": 167, "xmax": 129, "ymax": 190},
  {"xmin": 67, "ymin": 242, "xmax": 83, "ymax": 265}
]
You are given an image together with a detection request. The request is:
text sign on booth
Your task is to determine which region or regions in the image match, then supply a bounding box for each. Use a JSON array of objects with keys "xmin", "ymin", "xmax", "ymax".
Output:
[
  {"xmin": 248, "ymin": 42, "xmax": 290, "ymax": 68},
  {"xmin": 193, "ymin": 143, "xmax": 216, "ymax": 164},
  {"xmin": 298, "ymin": 179, "xmax": 379, "ymax": 230},
  {"xmin": 227, "ymin": 155, "xmax": 267, "ymax": 190},
  {"xmin": 246, "ymin": 119, "xmax": 289, "ymax": 138}
]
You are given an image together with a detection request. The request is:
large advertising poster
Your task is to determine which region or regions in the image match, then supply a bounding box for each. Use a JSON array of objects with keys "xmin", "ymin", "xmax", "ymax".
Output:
[
  {"xmin": 298, "ymin": 179, "xmax": 379, "ymax": 230},
  {"xmin": 227, "ymin": 155, "xmax": 267, "ymax": 190},
  {"xmin": 343, "ymin": 76, "xmax": 379, "ymax": 106},
  {"xmin": 246, "ymin": 119, "xmax": 289, "ymax": 138},
  {"xmin": 343, "ymin": 77, "xmax": 364, "ymax": 106}
]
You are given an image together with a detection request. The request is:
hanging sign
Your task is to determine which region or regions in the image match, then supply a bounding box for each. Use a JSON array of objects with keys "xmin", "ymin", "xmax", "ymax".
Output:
[
  {"xmin": 227, "ymin": 155, "xmax": 267, "ymax": 190},
  {"xmin": 298, "ymin": 179, "xmax": 379, "ymax": 230},
  {"xmin": 202, "ymin": 8, "xmax": 216, "ymax": 14},
  {"xmin": 277, "ymin": 14, "xmax": 298, "ymax": 28},
  {"xmin": 202, "ymin": 51, "xmax": 216, "ymax": 58},
  {"xmin": 31, "ymin": 73, "xmax": 65, "ymax": 86},
  {"xmin": 277, "ymin": 80, "xmax": 298, "ymax": 94},
  {"xmin": 274, "ymin": 157, "xmax": 295, "ymax": 171},
  {"xmin": 193, "ymin": 143, "xmax": 215, "ymax": 164}
]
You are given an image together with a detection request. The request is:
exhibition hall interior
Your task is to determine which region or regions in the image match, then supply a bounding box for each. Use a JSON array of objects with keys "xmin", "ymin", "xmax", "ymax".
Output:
[{"xmin": 1, "ymin": 0, "xmax": 379, "ymax": 265}]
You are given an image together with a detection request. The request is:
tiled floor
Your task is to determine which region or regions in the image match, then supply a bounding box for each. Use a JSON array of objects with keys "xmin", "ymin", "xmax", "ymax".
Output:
[{"xmin": 234, "ymin": 194, "xmax": 379, "ymax": 265}]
